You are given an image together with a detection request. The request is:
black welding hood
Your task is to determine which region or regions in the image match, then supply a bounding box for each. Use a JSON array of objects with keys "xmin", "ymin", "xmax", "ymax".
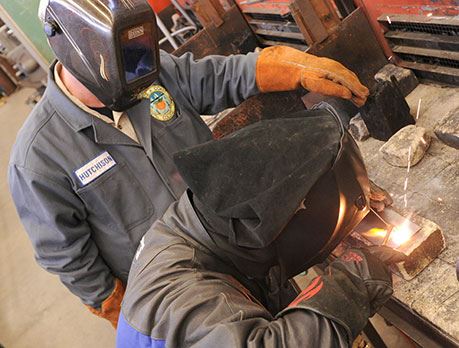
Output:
[
  {"xmin": 39, "ymin": 0, "xmax": 160, "ymax": 111},
  {"xmin": 174, "ymin": 107, "xmax": 371, "ymax": 280}
]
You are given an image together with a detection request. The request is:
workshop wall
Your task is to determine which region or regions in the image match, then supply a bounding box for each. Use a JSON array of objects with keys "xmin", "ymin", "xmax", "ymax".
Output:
[{"xmin": 0, "ymin": 0, "xmax": 54, "ymax": 64}]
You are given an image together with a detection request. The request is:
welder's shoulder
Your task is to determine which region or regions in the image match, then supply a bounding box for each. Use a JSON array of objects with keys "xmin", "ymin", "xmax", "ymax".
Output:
[
  {"xmin": 158, "ymin": 49, "xmax": 183, "ymax": 75},
  {"xmin": 121, "ymin": 218, "xmax": 197, "ymax": 333},
  {"xmin": 157, "ymin": 49, "xmax": 195, "ymax": 85},
  {"xmin": 120, "ymin": 220, "xmax": 257, "ymax": 346},
  {"xmin": 9, "ymin": 92, "xmax": 69, "ymax": 169},
  {"xmin": 159, "ymin": 48, "xmax": 194, "ymax": 66},
  {"xmin": 158, "ymin": 48, "xmax": 225, "ymax": 77}
]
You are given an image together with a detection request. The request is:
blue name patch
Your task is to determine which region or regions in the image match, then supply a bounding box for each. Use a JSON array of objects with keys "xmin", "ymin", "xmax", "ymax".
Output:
[{"xmin": 75, "ymin": 151, "xmax": 116, "ymax": 186}]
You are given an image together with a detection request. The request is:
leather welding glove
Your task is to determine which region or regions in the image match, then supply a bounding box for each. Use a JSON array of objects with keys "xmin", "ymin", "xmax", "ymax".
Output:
[
  {"xmin": 369, "ymin": 180, "xmax": 393, "ymax": 212},
  {"xmin": 87, "ymin": 278, "xmax": 125, "ymax": 328},
  {"xmin": 357, "ymin": 246, "xmax": 406, "ymax": 315},
  {"xmin": 256, "ymin": 46, "xmax": 369, "ymax": 107},
  {"xmin": 283, "ymin": 246, "xmax": 405, "ymax": 343}
]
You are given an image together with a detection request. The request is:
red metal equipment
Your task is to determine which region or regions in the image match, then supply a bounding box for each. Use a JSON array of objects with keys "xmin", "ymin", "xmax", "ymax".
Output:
[
  {"xmin": 355, "ymin": 0, "xmax": 459, "ymax": 84},
  {"xmin": 148, "ymin": 0, "xmax": 172, "ymax": 14},
  {"xmin": 233, "ymin": 0, "xmax": 342, "ymax": 51},
  {"xmin": 355, "ymin": 0, "xmax": 459, "ymax": 59},
  {"xmin": 231, "ymin": 0, "xmax": 459, "ymax": 84}
]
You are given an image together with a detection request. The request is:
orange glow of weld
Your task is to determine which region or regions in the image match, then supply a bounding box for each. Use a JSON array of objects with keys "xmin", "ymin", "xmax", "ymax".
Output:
[
  {"xmin": 363, "ymin": 228, "xmax": 387, "ymax": 238},
  {"xmin": 389, "ymin": 219, "xmax": 412, "ymax": 247}
]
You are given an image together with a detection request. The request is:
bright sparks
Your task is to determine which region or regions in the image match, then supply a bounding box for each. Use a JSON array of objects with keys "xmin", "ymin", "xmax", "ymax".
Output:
[
  {"xmin": 416, "ymin": 98, "xmax": 422, "ymax": 120},
  {"xmin": 389, "ymin": 219, "xmax": 412, "ymax": 247},
  {"xmin": 362, "ymin": 216, "xmax": 415, "ymax": 248}
]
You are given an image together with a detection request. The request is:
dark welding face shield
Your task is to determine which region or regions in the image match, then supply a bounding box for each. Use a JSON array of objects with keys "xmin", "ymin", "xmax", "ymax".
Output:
[
  {"xmin": 275, "ymin": 111, "xmax": 370, "ymax": 280},
  {"xmin": 39, "ymin": 0, "xmax": 160, "ymax": 111},
  {"xmin": 174, "ymin": 106, "xmax": 371, "ymax": 281}
]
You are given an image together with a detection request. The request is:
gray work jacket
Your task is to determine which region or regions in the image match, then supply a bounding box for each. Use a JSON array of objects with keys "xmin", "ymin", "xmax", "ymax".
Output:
[
  {"xmin": 119, "ymin": 192, "xmax": 349, "ymax": 347},
  {"xmin": 8, "ymin": 50, "xmax": 259, "ymax": 307}
]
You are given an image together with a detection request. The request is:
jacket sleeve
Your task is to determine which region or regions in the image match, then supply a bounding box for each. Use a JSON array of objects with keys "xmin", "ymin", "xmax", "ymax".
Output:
[
  {"xmin": 119, "ymin": 242, "xmax": 350, "ymax": 347},
  {"xmin": 8, "ymin": 164, "xmax": 114, "ymax": 308},
  {"xmin": 160, "ymin": 50, "xmax": 260, "ymax": 115}
]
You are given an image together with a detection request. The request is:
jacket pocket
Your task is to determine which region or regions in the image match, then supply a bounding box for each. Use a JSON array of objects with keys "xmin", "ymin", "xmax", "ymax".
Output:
[{"xmin": 76, "ymin": 163, "xmax": 155, "ymax": 231}]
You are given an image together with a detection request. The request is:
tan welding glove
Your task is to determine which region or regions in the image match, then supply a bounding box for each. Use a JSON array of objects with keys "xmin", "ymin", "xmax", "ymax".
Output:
[
  {"xmin": 256, "ymin": 46, "xmax": 370, "ymax": 107},
  {"xmin": 369, "ymin": 180, "xmax": 393, "ymax": 212},
  {"xmin": 87, "ymin": 278, "xmax": 125, "ymax": 328}
]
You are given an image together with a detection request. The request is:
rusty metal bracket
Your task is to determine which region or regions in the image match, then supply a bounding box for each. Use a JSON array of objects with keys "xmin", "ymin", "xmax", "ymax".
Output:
[
  {"xmin": 309, "ymin": 0, "xmax": 341, "ymax": 32},
  {"xmin": 173, "ymin": 5, "xmax": 258, "ymax": 59},
  {"xmin": 192, "ymin": 0, "xmax": 225, "ymax": 28},
  {"xmin": 289, "ymin": 0, "xmax": 328, "ymax": 45}
]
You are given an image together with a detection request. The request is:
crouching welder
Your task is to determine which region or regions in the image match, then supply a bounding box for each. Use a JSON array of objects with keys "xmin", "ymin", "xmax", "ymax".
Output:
[
  {"xmin": 118, "ymin": 107, "xmax": 405, "ymax": 347},
  {"xmin": 8, "ymin": 0, "xmax": 369, "ymax": 328}
]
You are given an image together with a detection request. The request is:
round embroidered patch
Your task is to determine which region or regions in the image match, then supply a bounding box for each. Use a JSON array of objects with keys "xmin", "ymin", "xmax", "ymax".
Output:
[{"xmin": 142, "ymin": 85, "xmax": 175, "ymax": 121}]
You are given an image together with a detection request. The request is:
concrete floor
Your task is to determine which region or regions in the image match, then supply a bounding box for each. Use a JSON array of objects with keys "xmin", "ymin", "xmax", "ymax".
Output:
[{"xmin": 0, "ymin": 88, "xmax": 115, "ymax": 347}]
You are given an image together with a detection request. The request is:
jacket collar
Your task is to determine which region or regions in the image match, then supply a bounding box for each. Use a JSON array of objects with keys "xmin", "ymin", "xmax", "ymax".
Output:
[
  {"xmin": 46, "ymin": 61, "xmax": 94, "ymax": 132},
  {"xmin": 46, "ymin": 61, "xmax": 139, "ymax": 146},
  {"xmin": 165, "ymin": 191, "xmax": 216, "ymax": 251}
]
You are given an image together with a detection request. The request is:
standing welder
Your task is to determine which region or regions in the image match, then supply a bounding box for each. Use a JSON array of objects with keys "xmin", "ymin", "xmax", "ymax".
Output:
[{"xmin": 8, "ymin": 0, "xmax": 369, "ymax": 327}]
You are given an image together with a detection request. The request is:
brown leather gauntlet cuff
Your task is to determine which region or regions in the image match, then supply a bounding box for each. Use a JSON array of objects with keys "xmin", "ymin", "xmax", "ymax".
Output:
[{"xmin": 87, "ymin": 278, "xmax": 125, "ymax": 328}]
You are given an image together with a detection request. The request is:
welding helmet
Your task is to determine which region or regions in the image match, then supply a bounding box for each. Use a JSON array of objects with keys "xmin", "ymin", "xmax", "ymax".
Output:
[
  {"xmin": 275, "ymin": 108, "xmax": 371, "ymax": 279},
  {"xmin": 174, "ymin": 106, "xmax": 371, "ymax": 280},
  {"xmin": 38, "ymin": 0, "xmax": 160, "ymax": 111}
]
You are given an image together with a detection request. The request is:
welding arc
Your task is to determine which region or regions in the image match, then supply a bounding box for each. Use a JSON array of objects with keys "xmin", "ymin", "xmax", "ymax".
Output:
[{"xmin": 369, "ymin": 207, "xmax": 393, "ymax": 246}]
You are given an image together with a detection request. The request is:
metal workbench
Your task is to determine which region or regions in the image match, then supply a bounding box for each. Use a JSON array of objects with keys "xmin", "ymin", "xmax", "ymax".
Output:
[{"xmin": 358, "ymin": 83, "xmax": 459, "ymax": 347}]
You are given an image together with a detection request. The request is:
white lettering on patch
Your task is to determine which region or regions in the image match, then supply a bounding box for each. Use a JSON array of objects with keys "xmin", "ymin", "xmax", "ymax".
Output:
[
  {"xmin": 75, "ymin": 152, "xmax": 116, "ymax": 186},
  {"xmin": 128, "ymin": 25, "xmax": 145, "ymax": 40}
]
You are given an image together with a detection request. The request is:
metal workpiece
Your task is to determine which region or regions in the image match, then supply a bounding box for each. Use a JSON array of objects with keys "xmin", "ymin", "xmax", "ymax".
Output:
[
  {"xmin": 212, "ymin": 90, "xmax": 306, "ymax": 139},
  {"xmin": 352, "ymin": 207, "xmax": 446, "ymax": 280},
  {"xmin": 360, "ymin": 78, "xmax": 415, "ymax": 141}
]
